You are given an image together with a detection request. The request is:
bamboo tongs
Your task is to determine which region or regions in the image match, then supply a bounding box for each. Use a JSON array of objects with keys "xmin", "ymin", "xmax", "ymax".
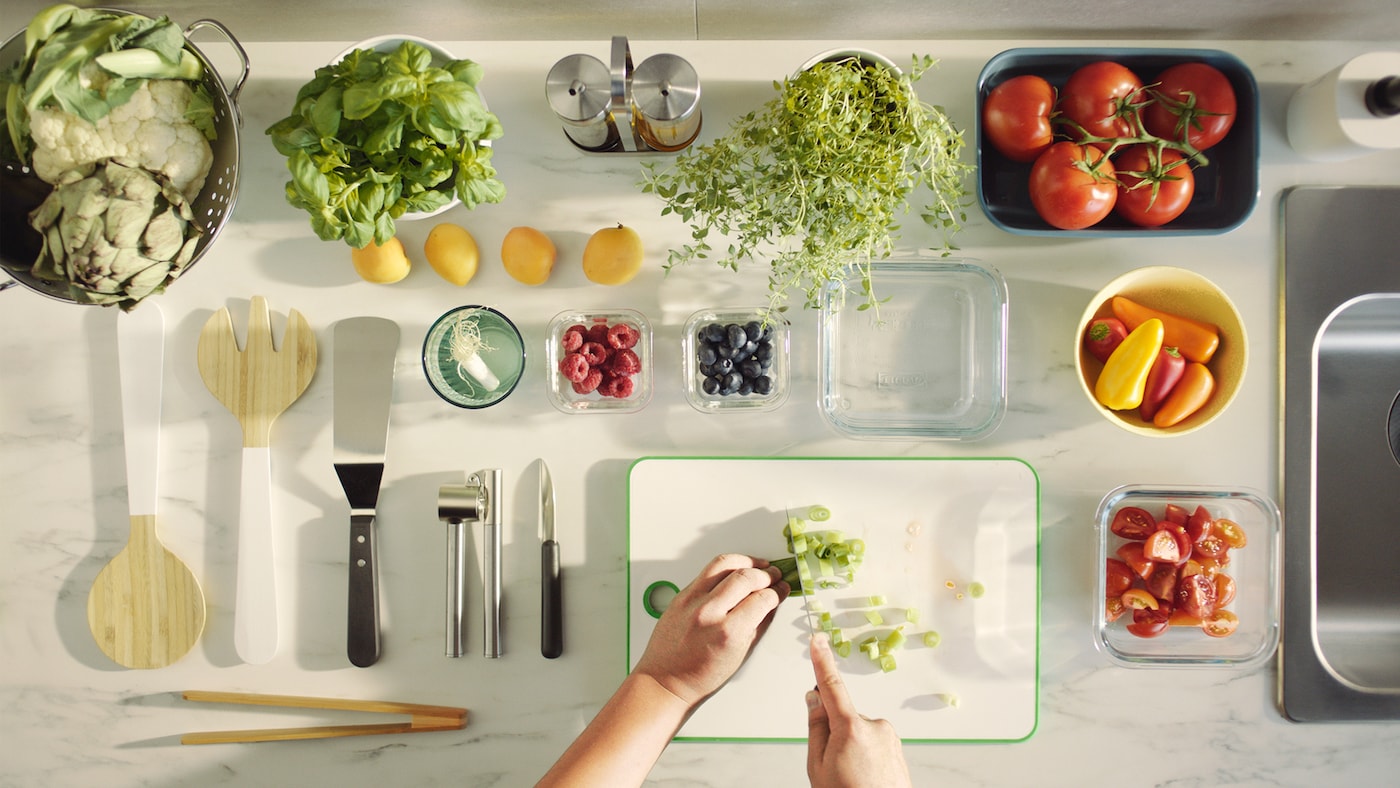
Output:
[{"xmin": 179, "ymin": 690, "xmax": 468, "ymax": 744}]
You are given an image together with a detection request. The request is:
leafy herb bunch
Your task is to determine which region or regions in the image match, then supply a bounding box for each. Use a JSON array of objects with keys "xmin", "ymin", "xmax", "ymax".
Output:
[
  {"xmin": 641, "ymin": 54, "xmax": 973, "ymax": 312},
  {"xmin": 266, "ymin": 40, "xmax": 505, "ymax": 249}
]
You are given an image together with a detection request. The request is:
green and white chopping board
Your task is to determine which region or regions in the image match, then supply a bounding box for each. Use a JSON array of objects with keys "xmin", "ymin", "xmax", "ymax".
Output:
[{"xmin": 627, "ymin": 457, "xmax": 1040, "ymax": 742}]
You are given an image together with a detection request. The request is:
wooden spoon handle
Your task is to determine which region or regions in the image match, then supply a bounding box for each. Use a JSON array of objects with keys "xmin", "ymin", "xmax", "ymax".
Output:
[{"xmin": 234, "ymin": 446, "xmax": 278, "ymax": 665}]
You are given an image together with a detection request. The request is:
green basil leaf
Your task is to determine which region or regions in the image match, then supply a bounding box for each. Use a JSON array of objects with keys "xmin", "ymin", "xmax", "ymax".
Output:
[
  {"xmin": 446, "ymin": 59, "xmax": 483, "ymax": 89},
  {"xmin": 310, "ymin": 85, "xmax": 343, "ymax": 137},
  {"xmin": 342, "ymin": 82, "xmax": 383, "ymax": 120}
]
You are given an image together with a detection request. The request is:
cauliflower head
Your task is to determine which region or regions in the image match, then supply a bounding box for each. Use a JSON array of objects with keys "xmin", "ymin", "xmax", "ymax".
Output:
[{"xmin": 29, "ymin": 79, "xmax": 214, "ymax": 201}]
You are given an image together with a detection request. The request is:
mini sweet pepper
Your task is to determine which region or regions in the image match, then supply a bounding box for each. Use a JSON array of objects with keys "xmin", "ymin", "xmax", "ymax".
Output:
[{"xmin": 1095, "ymin": 318, "xmax": 1165, "ymax": 410}]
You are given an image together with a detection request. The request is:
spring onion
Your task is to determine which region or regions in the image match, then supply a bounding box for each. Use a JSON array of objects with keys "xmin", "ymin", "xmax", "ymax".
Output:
[{"xmin": 448, "ymin": 309, "xmax": 500, "ymax": 393}]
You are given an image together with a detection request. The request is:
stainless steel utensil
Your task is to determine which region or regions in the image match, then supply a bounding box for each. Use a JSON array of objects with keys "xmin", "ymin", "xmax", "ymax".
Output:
[
  {"xmin": 477, "ymin": 468, "xmax": 504, "ymax": 658},
  {"xmin": 436, "ymin": 470, "xmax": 503, "ymax": 659},
  {"xmin": 332, "ymin": 317, "xmax": 399, "ymax": 668},
  {"xmin": 539, "ymin": 460, "xmax": 562, "ymax": 659}
]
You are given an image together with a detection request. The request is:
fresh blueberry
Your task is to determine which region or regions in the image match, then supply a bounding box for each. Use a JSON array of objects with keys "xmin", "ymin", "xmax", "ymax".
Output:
[
  {"xmin": 715, "ymin": 357, "xmax": 734, "ymax": 374},
  {"xmin": 716, "ymin": 343, "xmax": 735, "ymax": 360},
  {"xmin": 738, "ymin": 379, "xmax": 755, "ymax": 395},
  {"xmin": 754, "ymin": 375, "xmax": 773, "ymax": 395},
  {"xmin": 703, "ymin": 323, "xmax": 726, "ymax": 344},
  {"xmin": 739, "ymin": 358, "xmax": 762, "ymax": 379},
  {"xmin": 726, "ymin": 323, "xmax": 747, "ymax": 349},
  {"xmin": 745, "ymin": 321, "xmax": 763, "ymax": 342},
  {"xmin": 755, "ymin": 341, "xmax": 774, "ymax": 366},
  {"xmin": 702, "ymin": 375, "xmax": 720, "ymax": 395},
  {"xmin": 722, "ymin": 371, "xmax": 744, "ymax": 393},
  {"xmin": 698, "ymin": 344, "xmax": 717, "ymax": 366}
]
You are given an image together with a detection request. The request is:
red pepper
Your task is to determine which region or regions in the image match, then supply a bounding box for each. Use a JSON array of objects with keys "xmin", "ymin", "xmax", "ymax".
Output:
[
  {"xmin": 1083, "ymin": 317, "xmax": 1128, "ymax": 363},
  {"xmin": 1139, "ymin": 346, "xmax": 1185, "ymax": 421}
]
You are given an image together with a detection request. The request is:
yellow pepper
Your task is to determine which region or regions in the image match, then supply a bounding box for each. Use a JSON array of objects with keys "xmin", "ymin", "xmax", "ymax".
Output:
[{"xmin": 1095, "ymin": 318, "xmax": 1164, "ymax": 410}]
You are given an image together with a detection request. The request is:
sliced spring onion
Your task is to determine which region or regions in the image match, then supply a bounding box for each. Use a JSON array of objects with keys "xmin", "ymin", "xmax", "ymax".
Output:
[
  {"xmin": 969, "ymin": 581, "xmax": 986, "ymax": 599},
  {"xmin": 868, "ymin": 594, "xmax": 888, "ymax": 606},
  {"xmin": 878, "ymin": 654, "xmax": 897, "ymax": 673},
  {"xmin": 923, "ymin": 631, "xmax": 941, "ymax": 648},
  {"xmin": 863, "ymin": 610, "xmax": 884, "ymax": 626},
  {"xmin": 884, "ymin": 627, "xmax": 907, "ymax": 651},
  {"xmin": 807, "ymin": 505, "xmax": 832, "ymax": 521},
  {"xmin": 905, "ymin": 607, "xmax": 920, "ymax": 624},
  {"xmin": 836, "ymin": 641, "xmax": 852, "ymax": 658}
]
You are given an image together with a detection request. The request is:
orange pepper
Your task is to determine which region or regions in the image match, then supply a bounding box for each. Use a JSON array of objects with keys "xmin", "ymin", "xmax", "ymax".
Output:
[
  {"xmin": 1152, "ymin": 362, "xmax": 1215, "ymax": 427},
  {"xmin": 1111, "ymin": 296, "xmax": 1220, "ymax": 364}
]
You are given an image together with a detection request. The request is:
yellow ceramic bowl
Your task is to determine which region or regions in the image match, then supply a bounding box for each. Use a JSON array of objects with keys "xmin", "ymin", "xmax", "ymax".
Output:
[{"xmin": 1075, "ymin": 266, "xmax": 1247, "ymax": 437}]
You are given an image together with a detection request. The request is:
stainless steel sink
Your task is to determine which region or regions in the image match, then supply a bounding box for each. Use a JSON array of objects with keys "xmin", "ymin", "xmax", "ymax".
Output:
[{"xmin": 1281, "ymin": 185, "xmax": 1400, "ymax": 721}]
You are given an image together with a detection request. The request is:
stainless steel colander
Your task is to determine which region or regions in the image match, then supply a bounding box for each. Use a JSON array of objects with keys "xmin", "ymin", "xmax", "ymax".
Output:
[{"xmin": 0, "ymin": 11, "xmax": 249, "ymax": 305}]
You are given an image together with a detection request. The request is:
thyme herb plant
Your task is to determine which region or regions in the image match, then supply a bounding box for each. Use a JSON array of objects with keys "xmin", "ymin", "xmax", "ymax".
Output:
[{"xmin": 641, "ymin": 55, "xmax": 973, "ymax": 313}]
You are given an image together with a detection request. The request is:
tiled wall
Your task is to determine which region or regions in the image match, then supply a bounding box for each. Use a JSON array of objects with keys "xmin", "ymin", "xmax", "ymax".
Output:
[{"xmin": 2, "ymin": 0, "xmax": 1396, "ymax": 42}]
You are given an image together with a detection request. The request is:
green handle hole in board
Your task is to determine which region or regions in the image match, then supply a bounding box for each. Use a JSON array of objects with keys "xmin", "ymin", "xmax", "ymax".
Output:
[{"xmin": 642, "ymin": 580, "xmax": 679, "ymax": 619}]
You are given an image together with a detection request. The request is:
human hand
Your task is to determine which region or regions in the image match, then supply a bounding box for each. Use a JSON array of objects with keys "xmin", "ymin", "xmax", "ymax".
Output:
[
  {"xmin": 632, "ymin": 554, "xmax": 789, "ymax": 709},
  {"xmin": 806, "ymin": 633, "xmax": 912, "ymax": 788}
]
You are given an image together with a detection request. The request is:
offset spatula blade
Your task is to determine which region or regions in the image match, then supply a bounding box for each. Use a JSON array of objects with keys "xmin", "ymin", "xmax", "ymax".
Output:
[{"xmin": 333, "ymin": 317, "xmax": 399, "ymax": 668}]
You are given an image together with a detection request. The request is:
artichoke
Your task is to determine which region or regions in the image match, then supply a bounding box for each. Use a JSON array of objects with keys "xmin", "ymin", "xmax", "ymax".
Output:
[{"xmin": 29, "ymin": 157, "xmax": 201, "ymax": 309}]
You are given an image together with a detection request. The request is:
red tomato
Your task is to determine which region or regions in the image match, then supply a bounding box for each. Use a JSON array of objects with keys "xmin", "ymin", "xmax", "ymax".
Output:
[
  {"xmin": 1175, "ymin": 573, "xmax": 1218, "ymax": 619},
  {"xmin": 982, "ymin": 74, "xmax": 1056, "ymax": 162},
  {"xmin": 1143, "ymin": 62, "xmax": 1237, "ymax": 151},
  {"xmin": 1106, "ymin": 595, "xmax": 1127, "ymax": 623},
  {"xmin": 1113, "ymin": 145, "xmax": 1196, "ymax": 228},
  {"xmin": 1083, "ymin": 317, "xmax": 1129, "ymax": 364},
  {"xmin": 1028, "ymin": 141, "xmax": 1117, "ymax": 230},
  {"xmin": 1163, "ymin": 504, "xmax": 1190, "ymax": 525},
  {"xmin": 1106, "ymin": 558, "xmax": 1135, "ymax": 597},
  {"xmin": 1213, "ymin": 573, "xmax": 1237, "ymax": 607},
  {"xmin": 1110, "ymin": 506, "xmax": 1157, "ymax": 540},
  {"xmin": 1186, "ymin": 505, "xmax": 1214, "ymax": 542},
  {"xmin": 1213, "ymin": 518, "xmax": 1247, "ymax": 549},
  {"xmin": 1127, "ymin": 606, "xmax": 1171, "ymax": 638},
  {"xmin": 1143, "ymin": 529, "xmax": 1181, "ymax": 563},
  {"xmin": 1168, "ymin": 609, "xmax": 1203, "ymax": 627},
  {"xmin": 1202, "ymin": 609, "xmax": 1239, "ymax": 638},
  {"xmin": 1146, "ymin": 562, "xmax": 1178, "ymax": 601},
  {"xmin": 1139, "ymin": 345, "xmax": 1187, "ymax": 420},
  {"xmin": 1195, "ymin": 533, "xmax": 1228, "ymax": 561},
  {"xmin": 1060, "ymin": 61, "xmax": 1144, "ymax": 148},
  {"xmin": 1116, "ymin": 542, "xmax": 1154, "ymax": 579}
]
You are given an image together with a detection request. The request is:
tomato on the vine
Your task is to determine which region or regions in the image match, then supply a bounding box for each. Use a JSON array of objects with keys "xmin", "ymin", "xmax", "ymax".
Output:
[
  {"xmin": 1029, "ymin": 141, "xmax": 1117, "ymax": 230},
  {"xmin": 1142, "ymin": 62, "xmax": 1237, "ymax": 151},
  {"xmin": 982, "ymin": 74, "xmax": 1056, "ymax": 162},
  {"xmin": 1113, "ymin": 144, "xmax": 1196, "ymax": 228},
  {"xmin": 1059, "ymin": 61, "xmax": 1144, "ymax": 148}
]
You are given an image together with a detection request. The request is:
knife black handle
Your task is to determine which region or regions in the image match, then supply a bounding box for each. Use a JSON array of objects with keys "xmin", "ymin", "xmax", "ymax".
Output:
[
  {"xmin": 541, "ymin": 539, "xmax": 563, "ymax": 659},
  {"xmin": 348, "ymin": 512, "xmax": 380, "ymax": 668}
]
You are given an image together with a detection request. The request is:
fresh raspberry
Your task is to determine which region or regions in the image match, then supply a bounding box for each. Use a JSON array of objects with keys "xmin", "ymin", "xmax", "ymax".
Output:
[
  {"xmin": 558, "ymin": 353, "xmax": 590, "ymax": 383},
  {"xmin": 607, "ymin": 322, "xmax": 639, "ymax": 349},
  {"xmin": 572, "ymin": 367, "xmax": 603, "ymax": 394},
  {"xmin": 609, "ymin": 347, "xmax": 641, "ymax": 376},
  {"xmin": 586, "ymin": 323, "xmax": 610, "ymax": 344},
  {"xmin": 602, "ymin": 374, "xmax": 635, "ymax": 399},
  {"xmin": 579, "ymin": 341, "xmax": 609, "ymax": 367},
  {"xmin": 561, "ymin": 327, "xmax": 585, "ymax": 352}
]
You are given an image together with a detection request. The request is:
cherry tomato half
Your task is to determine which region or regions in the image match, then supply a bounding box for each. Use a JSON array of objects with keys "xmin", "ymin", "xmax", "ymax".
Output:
[
  {"xmin": 1059, "ymin": 61, "xmax": 1144, "ymax": 148},
  {"xmin": 1110, "ymin": 506, "xmax": 1157, "ymax": 540},
  {"xmin": 1175, "ymin": 573, "xmax": 1218, "ymax": 620},
  {"xmin": 1121, "ymin": 588, "xmax": 1159, "ymax": 611},
  {"xmin": 1142, "ymin": 62, "xmax": 1237, "ymax": 151},
  {"xmin": 1127, "ymin": 606, "xmax": 1171, "ymax": 638},
  {"xmin": 1186, "ymin": 505, "xmax": 1214, "ymax": 542},
  {"xmin": 1213, "ymin": 518, "xmax": 1248, "ymax": 549},
  {"xmin": 1143, "ymin": 529, "xmax": 1182, "ymax": 563},
  {"xmin": 1106, "ymin": 596, "xmax": 1127, "ymax": 623},
  {"xmin": 1202, "ymin": 609, "xmax": 1240, "ymax": 638},
  {"xmin": 982, "ymin": 74, "xmax": 1056, "ymax": 162},
  {"xmin": 1213, "ymin": 573, "xmax": 1237, "ymax": 607},
  {"xmin": 1116, "ymin": 542, "xmax": 1155, "ymax": 580},
  {"xmin": 1195, "ymin": 533, "xmax": 1229, "ymax": 561},
  {"xmin": 1106, "ymin": 558, "xmax": 1135, "ymax": 597},
  {"xmin": 1163, "ymin": 504, "xmax": 1190, "ymax": 525},
  {"xmin": 1113, "ymin": 145, "xmax": 1196, "ymax": 228},
  {"xmin": 1028, "ymin": 141, "xmax": 1117, "ymax": 230},
  {"xmin": 1146, "ymin": 562, "xmax": 1178, "ymax": 601}
]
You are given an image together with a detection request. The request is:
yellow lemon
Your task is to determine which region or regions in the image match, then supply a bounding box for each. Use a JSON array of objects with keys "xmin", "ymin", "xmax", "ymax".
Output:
[
  {"xmin": 351, "ymin": 236, "xmax": 411, "ymax": 284},
  {"xmin": 424, "ymin": 223, "xmax": 480, "ymax": 286},
  {"xmin": 582, "ymin": 224, "xmax": 644, "ymax": 285},
  {"xmin": 501, "ymin": 226, "xmax": 556, "ymax": 286}
]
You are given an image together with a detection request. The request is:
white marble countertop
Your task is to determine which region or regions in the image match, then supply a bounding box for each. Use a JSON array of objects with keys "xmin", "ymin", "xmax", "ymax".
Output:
[{"xmin": 3, "ymin": 38, "xmax": 1398, "ymax": 787}]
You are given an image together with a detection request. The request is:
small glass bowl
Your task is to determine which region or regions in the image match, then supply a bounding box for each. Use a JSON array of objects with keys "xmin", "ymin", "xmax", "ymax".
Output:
[
  {"xmin": 818, "ymin": 258, "xmax": 1008, "ymax": 440},
  {"xmin": 682, "ymin": 308, "xmax": 791, "ymax": 413},
  {"xmin": 546, "ymin": 309, "xmax": 653, "ymax": 413},
  {"xmin": 423, "ymin": 306, "xmax": 526, "ymax": 408},
  {"xmin": 1094, "ymin": 484, "xmax": 1281, "ymax": 669}
]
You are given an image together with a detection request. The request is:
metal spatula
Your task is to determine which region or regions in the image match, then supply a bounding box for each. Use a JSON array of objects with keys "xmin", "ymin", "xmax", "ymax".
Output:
[{"xmin": 333, "ymin": 317, "xmax": 399, "ymax": 668}]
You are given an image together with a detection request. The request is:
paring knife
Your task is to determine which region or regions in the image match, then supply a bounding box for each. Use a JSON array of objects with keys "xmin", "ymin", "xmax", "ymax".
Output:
[
  {"xmin": 539, "ymin": 459, "xmax": 562, "ymax": 659},
  {"xmin": 333, "ymin": 317, "xmax": 399, "ymax": 668}
]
